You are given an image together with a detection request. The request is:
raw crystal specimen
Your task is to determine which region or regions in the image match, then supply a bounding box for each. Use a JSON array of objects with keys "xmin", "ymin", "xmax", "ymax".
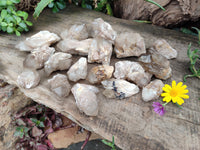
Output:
[
  {"xmin": 87, "ymin": 65, "xmax": 114, "ymax": 84},
  {"xmin": 142, "ymin": 79, "xmax": 164, "ymax": 102},
  {"xmin": 153, "ymin": 39, "xmax": 177, "ymax": 59},
  {"xmin": 60, "ymin": 24, "xmax": 89, "ymax": 40},
  {"xmin": 101, "ymin": 79, "xmax": 139, "ymax": 99},
  {"xmin": 88, "ymin": 38, "xmax": 112, "ymax": 65},
  {"xmin": 114, "ymin": 61, "xmax": 152, "ymax": 87},
  {"xmin": 90, "ymin": 18, "xmax": 117, "ymax": 42},
  {"xmin": 114, "ymin": 32, "xmax": 146, "ymax": 58},
  {"xmin": 17, "ymin": 70, "xmax": 40, "ymax": 89},
  {"xmin": 71, "ymin": 83, "xmax": 99, "ymax": 116},
  {"xmin": 23, "ymin": 46, "xmax": 55, "ymax": 69},
  {"xmin": 56, "ymin": 39, "xmax": 92, "ymax": 55},
  {"xmin": 16, "ymin": 31, "xmax": 60, "ymax": 51},
  {"xmin": 138, "ymin": 48, "xmax": 172, "ymax": 80},
  {"xmin": 44, "ymin": 52, "xmax": 72, "ymax": 76},
  {"xmin": 67, "ymin": 57, "xmax": 87, "ymax": 82},
  {"xmin": 48, "ymin": 74, "xmax": 71, "ymax": 97}
]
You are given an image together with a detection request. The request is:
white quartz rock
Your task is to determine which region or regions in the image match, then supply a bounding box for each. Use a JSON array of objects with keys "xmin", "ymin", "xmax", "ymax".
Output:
[
  {"xmin": 56, "ymin": 39, "xmax": 92, "ymax": 55},
  {"xmin": 71, "ymin": 83, "xmax": 99, "ymax": 116},
  {"xmin": 114, "ymin": 32, "xmax": 146, "ymax": 58},
  {"xmin": 17, "ymin": 70, "xmax": 40, "ymax": 89},
  {"xmin": 90, "ymin": 18, "xmax": 117, "ymax": 42},
  {"xmin": 16, "ymin": 31, "xmax": 60, "ymax": 51},
  {"xmin": 67, "ymin": 57, "xmax": 87, "ymax": 82},
  {"xmin": 153, "ymin": 39, "xmax": 177, "ymax": 59},
  {"xmin": 142, "ymin": 79, "xmax": 164, "ymax": 102},
  {"xmin": 114, "ymin": 61, "xmax": 152, "ymax": 87},
  {"xmin": 60, "ymin": 24, "xmax": 89, "ymax": 40},
  {"xmin": 88, "ymin": 38, "xmax": 112, "ymax": 65},
  {"xmin": 24, "ymin": 46, "xmax": 55, "ymax": 69},
  {"xmin": 101, "ymin": 79, "xmax": 139, "ymax": 99},
  {"xmin": 48, "ymin": 74, "xmax": 71, "ymax": 97},
  {"xmin": 88, "ymin": 65, "xmax": 114, "ymax": 84},
  {"xmin": 44, "ymin": 52, "xmax": 72, "ymax": 76}
]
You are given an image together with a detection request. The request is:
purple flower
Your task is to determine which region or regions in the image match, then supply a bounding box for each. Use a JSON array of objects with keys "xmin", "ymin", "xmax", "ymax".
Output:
[{"xmin": 152, "ymin": 102, "xmax": 166, "ymax": 116}]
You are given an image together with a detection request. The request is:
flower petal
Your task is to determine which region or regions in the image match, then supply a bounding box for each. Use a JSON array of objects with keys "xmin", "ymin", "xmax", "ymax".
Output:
[
  {"xmin": 172, "ymin": 80, "xmax": 176, "ymax": 88},
  {"xmin": 180, "ymin": 85, "xmax": 187, "ymax": 90},
  {"xmin": 172, "ymin": 97, "xmax": 178, "ymax": 103},
  {"xmin": 162, "ymin": 84, "xmax": 172, "ymax": 93},
  {"xmin": 161, "ymin": 93, "xmax": 170, "ymax": 97},
  {"xmin": 163, "ymin": 96, "xmax": 171, "ymax": 102},
  {"xmin": 180, "ymin": 94, "xmax": 189, "ymax": 99},
  {"xmin": 177, "ymin": 82, "xmax": 183, "ymax": 88},
  {"xmin": 176, "ymin": 97, "xmax": 184, "ymax": 105}
]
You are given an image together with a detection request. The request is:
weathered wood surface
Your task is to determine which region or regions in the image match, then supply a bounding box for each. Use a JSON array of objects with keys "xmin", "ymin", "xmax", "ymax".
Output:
[{"xmin": 0, "ymin": 6, "xmax": 200, "ymax": 150}]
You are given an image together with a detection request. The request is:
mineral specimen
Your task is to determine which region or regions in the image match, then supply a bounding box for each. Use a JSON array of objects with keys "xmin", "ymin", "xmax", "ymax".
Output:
[
  {"xmin": 114, "ymin": 61, "xmax": 152, "ymax": 87},
  {"xmin": 17, "ymin": 70, "xmax": 40, "ymax": 89},
  {"xmin": 101, "ymin": 79, "xmax": 139, "ymax": 99},
  {"xmin": 90, "ymin": 18, "xmax": 117, "ymax": 42},
  {"xmin": 16, "ymin": 31, "xmax": 60, "ymax": 51},
  {"xmin": 56, "ymin": 39, "xmax": 92, "ymax": 55},
  {"xmin": 142, "ymin": 79, "xmax": 164, "ymax": 102},
  {"xmin": 114, "ymin": 32, "xmax": 146, "ymax": 58},
  {"xmin": 44, "ymin": 52, "xmax": 72, "ymax": 76},
  {"xmin": 138, "ymin": 48, "xmax": 172, "ymax": 80},
  {"xmin": 60, "ymin": 24, "xmax": 89, "ymax": 40},
  {"xmin": 153, "ymin": 39, "xmax": 177, "ymax": 59},
  {"xmin": 48, "ymin": 74, "xmax": 71, "ymax": 97},
  {"xmin": 87, "ymin": 65, "xmax": 114, "ymax": 84},
  {"xmin": 88, "ymin": 38, "xmax": 112, "ymax": 65},
  {"xmin": 23, "ymin": 46, "xmax": 55, "ymax": 69},
  {"xmin": 71, "ymin": 83, "xmax": 99, "ymax": 116},
  {"xmin": 67, "ymin": 57, "xmax": 87, "ymax": 82}
]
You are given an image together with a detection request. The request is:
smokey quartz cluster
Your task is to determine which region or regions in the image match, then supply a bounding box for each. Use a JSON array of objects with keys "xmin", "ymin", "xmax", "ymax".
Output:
[{"xmin": 16, "ymin": 18, "xmax": 178, "ymax": 117}]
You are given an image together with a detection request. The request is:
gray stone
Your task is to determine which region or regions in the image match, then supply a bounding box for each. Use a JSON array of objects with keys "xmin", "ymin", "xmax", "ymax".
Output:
[{"xmin": 114, "ymin": 32, "xmax": 146, "ymax": 58}]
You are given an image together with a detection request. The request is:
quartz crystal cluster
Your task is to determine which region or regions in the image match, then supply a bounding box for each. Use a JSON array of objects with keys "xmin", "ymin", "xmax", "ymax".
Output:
[{"xmin": 16, "ymin": 18, "xmax": 178, "ymax": 116}]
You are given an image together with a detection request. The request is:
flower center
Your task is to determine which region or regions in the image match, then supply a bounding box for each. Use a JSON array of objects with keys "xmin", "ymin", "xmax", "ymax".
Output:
[{"xmin": 170, "ymin": 89, "xmax": 178, "ymax": 97}]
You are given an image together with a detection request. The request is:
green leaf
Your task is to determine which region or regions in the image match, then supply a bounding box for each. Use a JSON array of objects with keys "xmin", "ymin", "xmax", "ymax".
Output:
[
  {"xmin": 33, "ymin": 0, "xmax": 53, "ymax": 18},
  {"xmin": 15, "ymin": 30, "xmax": 21, "ymax": 36},
  {"xmin": 17, "ymin": 11, "xmax": 28, "ymax": 20},
  {"xmin": 48, "ymin": 2, "xmax": 54, "ymax": 8},
  {"xmin": 2, "ymin": 26, "xmax": 7, "ymax": 31},
  {"xmin": 133, "ymin": 20, "xmax": 152, "ymax": 24},
  {"xmin": 14, "ymin": 16, "xmax": 21, "ymax": 24},
  {"xmin": 1, "ymin": 9, "xmax": 7, "ymax": 19},
  {"xmin": 56, "ymin": 1, "xmax": 66, "ymax": 10},
  {"xmin": 7, "ymin": 26, "xmax": 14, "ymax": 33},
  {"xmin": 30, "ymin": 118, "xmax": 38, "ymax": 124},
  {"xmin": 39, "ymin": 122, "xmax": 45, "ymax": 128},
  {"xmin": 1, "ymin": 22, "xmax": 7, "ymax": 26},
  {"xmin": 18, "ymin": 22, "xmax": 27, "ymax": 29},
  {"xmin": 0, "ymin": 0, "xmax": 7, "ymax": 6},
  {"xmin": 52, "ymin": 5, "xmax": 59, "ymax": 13},
  {"xmin": 10, "ymin": 0, "xmax": 20, "ymax": 4},
  {"xmin": 25, "ymin": 20, "xmax": 33, "ymax": 26},
  {"xmin": 106, "ymin": 3, "xmax": 113, "ymax": 16}
]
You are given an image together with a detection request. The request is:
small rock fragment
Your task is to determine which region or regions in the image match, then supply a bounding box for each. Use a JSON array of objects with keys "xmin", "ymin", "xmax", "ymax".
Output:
[
  {"xmin": 90, "ymin": 18, "xmax": 117, "ymax": 42},
  {"xmin": 17, "ymin": 70, "xmax": 40, "ymax": 89},
  {"xmin": 71, "ymin": 83, "xmax": 99, "ymax": 116},
  {"xmin": 101, "ymin": 79, "xmax": 139, "ymax": 99},
  {"xmin": 88, "ymin": 38, "xmax": 112, "ymax": 65},
  {"xmin": 153, "ymin": 39, "xmax": 177, "ymax": 59},
  {"xmin": 48, "ymin": 74, "xmax": 71, "ymax": 97},
  {"xmin": 60, "ymin": 24, "xmax": 89, "ymax": 40},
  {"xmin": 138, "ymin": 48, "xmax": 172, "ymax": 80},
  {"xmin": 16, "ymin": 31, "xmax": 60, "ymax": 51},
  {"xmin": 114, "ymin": 61, "xmax": 152, "ymax": 87},
  {"xmin": 87, "ymin": 65, "xmax": 114, "ymax": 84},
  {"xmin": 142, "ymin": 79, "xmax": 164, "ymax": 102},
  {"xmin": 114, "ymin": 32, "xmax": 146, "ymax": 58},
  {"xmin": 56, "ymin": 39, "xmax": 92, "ymax": 55},
  {"xmin": 24, "ymin": 46, "xmax": 55, "ymax": 69},
  {"xmin": 67, "ymin": 57, "xmax": 87, "ymax": 82},
  {"xmin": 44, "ymin": 52, "xmax": 72, "ymax": 76}
]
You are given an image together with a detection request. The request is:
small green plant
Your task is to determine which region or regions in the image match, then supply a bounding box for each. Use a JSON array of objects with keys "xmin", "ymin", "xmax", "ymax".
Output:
[
  {"xmin": 102, "ymin": 136, "xmax": 116, "ymax": 150},
  {"xmin": 184, "ymin": 43, "xmax": 200, "ymax": 82},
  {"xmin": 145, "ymin": 0, "xmax": 165, "ymax": 11},
  {"xmin": 0, "ymin": 0, "xmax": 33, "ymax": 36},
  {"xmin": 192, "ymin": 27, "xmax": 200, "ymax": 45},
  {"xmin": 133, "ymin": 20, "xmax": 152, "ymax": 24},
  {"xmin": 14, "ymin": 125, "xmax": 30, "ymax": 138},
  {"xmin": 48, "ymin": 0, "xmax": 66, "ymax": 13}
]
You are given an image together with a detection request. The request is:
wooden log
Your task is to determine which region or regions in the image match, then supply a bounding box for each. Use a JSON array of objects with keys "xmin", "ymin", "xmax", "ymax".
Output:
[
  {"xmin": 0, "ymin": 6, "xmax": 200, "ymax": 150},
  {"xmin": 114, "ymin": 0, "xmax": 200, "ymax": 27}
]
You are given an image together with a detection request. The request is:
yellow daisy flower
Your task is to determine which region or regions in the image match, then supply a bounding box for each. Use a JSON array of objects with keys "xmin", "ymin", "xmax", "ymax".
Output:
[{"xmin": 161, "ymin": 80, "xmax": 189, "ymax": 105}]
